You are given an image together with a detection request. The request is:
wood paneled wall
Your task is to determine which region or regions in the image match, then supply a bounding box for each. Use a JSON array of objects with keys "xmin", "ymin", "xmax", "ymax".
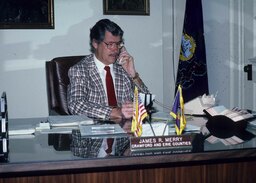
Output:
[{"xmin": 1, "ymin": 161, "xmax": 256, "ymax": 183}]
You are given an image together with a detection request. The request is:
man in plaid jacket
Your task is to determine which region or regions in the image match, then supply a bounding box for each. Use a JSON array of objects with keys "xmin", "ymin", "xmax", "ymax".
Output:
[{"xmin": 67, "ymin": 19, "xmax": 149, "ymax": 120}]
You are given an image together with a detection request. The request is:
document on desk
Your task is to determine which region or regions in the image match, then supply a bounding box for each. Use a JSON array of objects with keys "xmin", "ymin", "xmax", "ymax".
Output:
[
  {"xmin": 142, "ymin": 122, "xmax": 169, "ymax": 137},
  {"xmin": 151, "ymin": 112, "xmax": 173, "ymax": 121},
  {"xmin": 142, "ymin": 122, "xmax": 200, "ymax": 137},
  {"xmin": 48, "ymin": 115, "xmax": 94, "ymax": 127},
  {"xmin": 168, "ymin": 124, "xmax": 201, "ymax": 133}
]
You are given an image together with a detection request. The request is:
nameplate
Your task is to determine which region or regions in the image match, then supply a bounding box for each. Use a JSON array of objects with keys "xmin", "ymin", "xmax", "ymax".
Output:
[{"xmin": 130, "ymin": 134, "xmax": 195, "ymax": 151}]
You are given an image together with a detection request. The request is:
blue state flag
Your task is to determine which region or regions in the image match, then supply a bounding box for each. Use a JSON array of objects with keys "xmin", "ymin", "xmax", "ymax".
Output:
[
  {"xmin": 170, "ymin": 85, "xmax": 186, "ymax": 135},
  {"xmin": 175, "ymin": 0, "xmax": 209, "ymax": 103}
]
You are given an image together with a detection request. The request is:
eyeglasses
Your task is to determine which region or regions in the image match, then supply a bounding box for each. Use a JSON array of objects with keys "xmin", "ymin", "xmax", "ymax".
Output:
[{"xmin": 103, "ymin": 41, "xmax": 124, "ymax": 49}]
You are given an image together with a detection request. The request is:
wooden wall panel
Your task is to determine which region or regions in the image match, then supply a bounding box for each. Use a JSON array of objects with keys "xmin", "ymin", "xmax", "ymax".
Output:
[
  {"xmin": 39, "ymin": 174, "xmax": 74, "ymax": 183},
  {"xmin": 1, "ymin": 177, "xmax": 38, "ymax": 183},
  {"xmin": 0, "ymin": 161, "xmax": 256, "ymax": 183}
]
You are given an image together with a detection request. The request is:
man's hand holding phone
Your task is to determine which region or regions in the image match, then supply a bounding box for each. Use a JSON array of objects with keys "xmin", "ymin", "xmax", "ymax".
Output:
[{"xmin": 117, "ymin": 47, "xmax": 136, "ymax": 78}]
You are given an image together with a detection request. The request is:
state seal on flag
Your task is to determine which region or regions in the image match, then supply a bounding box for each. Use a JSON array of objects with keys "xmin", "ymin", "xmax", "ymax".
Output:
[{"xmin": 179, "ymin": 33, "xmax": 196, "ymax": 61}]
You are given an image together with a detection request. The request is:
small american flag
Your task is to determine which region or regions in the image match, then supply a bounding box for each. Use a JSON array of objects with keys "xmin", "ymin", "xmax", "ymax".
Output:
[{"xmin": 131, "ymin": 86, "xmax": 148, "ymax": 137}]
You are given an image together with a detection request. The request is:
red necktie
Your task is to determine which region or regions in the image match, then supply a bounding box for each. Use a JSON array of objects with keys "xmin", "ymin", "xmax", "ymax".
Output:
[
  {"xmin": 104, "ymin": 66, "xmax": 117, "ymax": 106},
  {"xmin": 104, "ymin": 66, "xmax": 116, "ymax": 154}
]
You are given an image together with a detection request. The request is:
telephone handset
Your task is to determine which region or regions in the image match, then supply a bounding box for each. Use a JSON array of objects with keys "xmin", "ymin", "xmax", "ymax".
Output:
[{"xmin": 117, "ymin": 46, "xmax": 128, "ymax": 65}]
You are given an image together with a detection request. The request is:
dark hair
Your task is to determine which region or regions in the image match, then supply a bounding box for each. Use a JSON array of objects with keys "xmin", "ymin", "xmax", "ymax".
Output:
[{"xmin": 89, "ymin": 19, "xmax": 124, "ymax": 53}]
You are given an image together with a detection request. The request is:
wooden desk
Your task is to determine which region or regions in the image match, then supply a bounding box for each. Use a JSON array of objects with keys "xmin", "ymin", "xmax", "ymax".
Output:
[{"xmin": 1, "ymin": 117, "xmax": 256, "ymax": 183}]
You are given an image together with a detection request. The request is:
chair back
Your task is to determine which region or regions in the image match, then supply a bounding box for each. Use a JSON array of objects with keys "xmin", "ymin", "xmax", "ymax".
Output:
[{"xmin": 46, "ymin": 56, "xmax": 84, "ymax": 115}]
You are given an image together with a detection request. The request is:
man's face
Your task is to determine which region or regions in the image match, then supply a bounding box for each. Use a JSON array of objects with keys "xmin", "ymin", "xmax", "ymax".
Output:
[{"xmin": 93, "ymin": 31, "xmax": 122, "ymax": 65}]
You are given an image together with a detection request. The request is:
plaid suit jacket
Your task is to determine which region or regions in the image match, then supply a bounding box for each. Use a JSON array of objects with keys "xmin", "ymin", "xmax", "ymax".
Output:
[{"xmin": 67, "ymin": 54, "xmax": 134, "ymax": 119}]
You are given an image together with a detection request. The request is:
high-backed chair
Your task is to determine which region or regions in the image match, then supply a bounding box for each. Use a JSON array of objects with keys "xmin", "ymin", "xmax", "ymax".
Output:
[{"xmin": 46, "ymin": 56, "xmax": 85, "ymax": 115}]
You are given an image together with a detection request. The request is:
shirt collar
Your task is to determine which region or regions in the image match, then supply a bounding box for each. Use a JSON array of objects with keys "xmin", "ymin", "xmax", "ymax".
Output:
[{"xmin": 94, "ymin": 54, "xmax": 113, "ymax": 72}]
